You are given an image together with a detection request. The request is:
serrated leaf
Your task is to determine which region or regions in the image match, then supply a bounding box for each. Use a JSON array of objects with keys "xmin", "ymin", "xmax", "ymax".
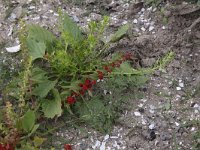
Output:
[
  {"xmin": 27, "ymin": 25, "xmax": 55, "ymax": 43},
  {"xmin": 41, "ymin": 89, "xmax": 62, "ymax": 119},
  {"xmin": 27, "ymin": 39, "xmax": 46, "ymax": 60},
  {"xmin": 109, "ymin": 24, "xmax": 130, "ymax": 43},
  {"xmin": 33, "ymin": 80, "xmax": 57, "ymax": 98},
  {"xmin": 62, "ymin": 14, "xmax": 83, "ymax": 43},
  {"xmin": 22, "ymin": 110, "xmax": 35, "ymax": 132},
  {"xmin": 31, "ymin": 67, "xmax": 48, "ymax": 83}
]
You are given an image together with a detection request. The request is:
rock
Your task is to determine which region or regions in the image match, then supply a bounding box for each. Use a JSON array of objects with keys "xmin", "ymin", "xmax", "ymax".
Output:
[
  {"xmin": 160, "ymin": 132, "xmax": 171, "ymax": 141},
  {"xmin": 179, "ymin": 82, "xmax": 184, "ymax": 88},
  {"xmin": 133, "ymin": 19, "xmax": 138, "ymax": 24},
  {"xmin": 79, "ymin": 143, "xmax": 88, "ymax": 150},
  {"xmin": 141, "ymin": 27, "xmax": 146, "ymax": 31},
  {"xmin": 9, "ymin": 6, "xmax": 23, "ymax": 21},
  {"xmin": 5, "ymin": 45, "xmax": 21, "ymax": 53},
  {"xmin": 100, "ymin": 141, "xmax": 106, "ymax": 150},
  {"xmin": 142, "ymin": 129, "xmax": 156, "ymax": 141},
  {"xmin": 149, "ymin": 123, "xmax": 155, "ymax": 130},
  {"xmin": 142, "ymin": 58, "xmax": 156, "ymax": 67},
  {"xmin": 128, "ymin": 2, "xmax": 144, "ymax": 18},
  {"xmin": 86, "ymin": 0, "xmax": 95, "ymax": 5},
  {"xmin": 149, "ymin": 26, "xmax": 154, "ymax": 32},
  {"xmin": 176, "ymin": 87, "xmax": 181, "ymax": 91},
  {"xmin": 134, "ymin": 112, "xmax": 141, "ymax": 116},
  {"xmin": 138, "ymin": 108, "xmax": 145, "ymax": 113},
  {"xmin": 163, "ymin": 10, "xmax": 171, "ymax": 17},
  {"xmin": 92, "ymin": 140, "xmax": 101, "ymax": 149},
  {"xmin": 72, "ymin": 15, "xmax": 79, "ymax": 23},
  {"xmin": 104, "ymin": 134, "xmax": 109, "ymax": 141},
  {"xmin": 90, "ymin": 13, "xmax": 102, "ymax": 21}
]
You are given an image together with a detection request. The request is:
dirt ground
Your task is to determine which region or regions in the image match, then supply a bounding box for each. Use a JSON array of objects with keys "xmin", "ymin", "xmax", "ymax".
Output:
[{"xmin": 0, "ymin": 0, "xmax": 200, "ymax": 150}]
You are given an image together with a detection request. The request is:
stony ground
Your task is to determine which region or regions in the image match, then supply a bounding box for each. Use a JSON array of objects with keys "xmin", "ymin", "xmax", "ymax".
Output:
[{"xmin": 0, "ymin": 0, "xmax": 200, "ymax": 150}]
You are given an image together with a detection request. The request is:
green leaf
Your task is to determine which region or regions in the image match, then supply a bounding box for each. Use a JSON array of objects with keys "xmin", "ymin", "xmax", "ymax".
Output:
[
  {"xmin": 33, "ymin": 136, "xmax": 46, "ymax": 147},
  {"xmin": 33, "ymin": 80, "xmax": 57, "ymax": 98},
  {"xmin": 22, "ymin": 110, "xmax": 35, "ymax": 132},
  {"xmin": 110, "ymin": 24, "xmax": 130, "ymax": 43},
  {"xmin": 62, "ymin": 14, "xmax": 83, "ymax": 43},
  {"xmin": 27, "ymin": 25, "xmax": 55, "ymax": 43},
  {"xmin": 41, "ymin": 89, "xmax": 62, "ymax": 119},
  {"xmin": 31, "ymin": 67, "xmax": 48, "ymax": 83},
  {"xmin": 27, "ymin": 39, "xmax": 46, "ymax": 60},
  {"xmin": 27, "ymin": 124, "xmax": 40, "ymax": 137}
]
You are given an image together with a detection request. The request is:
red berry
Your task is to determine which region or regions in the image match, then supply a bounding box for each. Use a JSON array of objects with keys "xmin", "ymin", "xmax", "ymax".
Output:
[
  {"xmin": 64, "ymin": 144, "xmax": 72, "ymax": 150},
  {"xmin": 66, "ymin": 96, "xmax": 76, "ymax": 104},
  {"xmin": 97, "ymin": 71, "xmax": 104, "ymax": 80},
  {"xmin": 91, "ymin": 80, "xmax": 97, "ymax": 85}
]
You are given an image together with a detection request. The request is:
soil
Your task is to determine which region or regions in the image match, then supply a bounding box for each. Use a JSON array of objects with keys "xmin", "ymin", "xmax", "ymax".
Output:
[{"xmin": 0, "ymin": 0, "xmax": 200, "ymax": 150}]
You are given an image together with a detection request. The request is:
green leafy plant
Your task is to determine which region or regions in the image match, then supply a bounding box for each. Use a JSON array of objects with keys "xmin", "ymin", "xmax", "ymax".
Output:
[{"xmin": 1, "ymin": 9, "xmax": 174, "ymax": 149}]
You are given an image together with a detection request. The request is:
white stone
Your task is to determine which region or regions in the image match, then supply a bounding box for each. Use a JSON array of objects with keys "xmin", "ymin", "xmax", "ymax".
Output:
[
  {"xmin": 92, "ymin": 140, "xmax": 101, "ymax": 149},
  {"xmin": 153, "ymin": 8, "xmax": 157, "ymax": 12},
  {"xmin": 134, "ymin": 112, "xmax": 141, "ymax": 116},
  {"xmin": 53, "ymin": 13, "xmax": 59, "ymax": 16},
  {"xmin": 138, "ymin": 103, "xmax": 143, "ymax": 107},
  {"xmin": 175, "ymin": 122, "xmax": 179, "ymax": 126},
  {"xmin": 141, "ymin": 27, "xmax": 146, "ymax": 31},
  {"xmin": 162, "ymin": 26, "xmax": 166, "ymax": 30},
  {"xmin": 149, "ymin": 109, "xmax": 155, "ymax": 114},
  {"xmin": 110, "ymin": 136, "xmax": 118, "ymax": 139},
  {"xmin": 194, "ymin": 109, "xmax": 199, "ymax": 114},
  {"xmin": 122, "ymin": 21, "xmax": 128, "ymax": 25},
  {"xmin": 176, "ymin": 87, "xmax": 181, "ymax": 91},
  {"xmin": 149, "ymin": 123, "xmax": 155, "ymax": 129},
  {"xmin": 5, "ymin": 45, "xmax": 21, "ymax": 53},
  {"xmin": 29, "ymin": 6, "xmax": 36, "ymax": 9},
  {"xmin": 193, "ymin": 104, "xmax": 199, "ymax": 108},
  {"xmin": 133, "ymin": 19, "xmax": 138, "ymax": 24},
  {"xmin": 191, "ymin": 127, "xmax": 195, "ymax": 131},
  {"xmin": 149, "ymin": 26, "xmax": 154, "ymax": 31},
  {"xmin": 100, "ymin": 142, "xmax": 106, "ymax": 150},
  {"xmin": 104, "ymin": 134, "xmax": 109, "ymax": 141},
  {"xmin": 179, "ymin": 83, "xmax": 184, "ymax": 88},
  {"xmin": 147, "ymin": 6, "xmax": 153, "ymax": 11},
  {"xmin": 141, "ymin": 8, "xmax": 145, "ymax": 12}
]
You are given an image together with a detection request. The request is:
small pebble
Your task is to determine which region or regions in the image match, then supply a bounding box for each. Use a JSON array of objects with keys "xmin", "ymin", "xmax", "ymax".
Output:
[
  {"xmin": 176, "ymin": 87, "xmax": 181, "ymax": 91},
  {"xmin": 175, "ymin": 122, "xmax": 180, "ymax": 126},
  {"xmin": 133, "ymin": 19, "xmax": 138, "ymax": 24},
  {"xmin": 149, "ymin": 26, "xmax": 154, "ymax": 31},
  {"xmin": 193, "ymin": 104, "xmax": 199, "ymax": 108},
  {"xmin": 149, "ymin": 123, "xmax": 155, "ymax": 129},
  {"xmin": 162, "ymin": 26, "xmax": 166, "ymax": 30},
  {"xmin": 104, "ymin": 134, "xmax": 109, "ymax": 141},
  {"xmin": 141, "ymin": 27, "xmax": 146, "ymax": 31},
  {"xmin": 134, "ymin": 112, "xmax": 141, "ymax": 116},
  {"xmin": 179, "ymin": 83, "xmax": 184, "ymax": 88}
]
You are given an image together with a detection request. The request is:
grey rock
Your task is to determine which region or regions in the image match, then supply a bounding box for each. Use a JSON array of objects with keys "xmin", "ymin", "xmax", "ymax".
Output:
[
  {"xmin": 163, "ymin": 10, "xmax": 171, "ymax": 17},
  {"xmin": 142, "ymin": 129, "xmax": 156, "ymax": 141},
  {"xmin": 86, "ymin": 0, "xmax": 95, "ymax": 5},
  {"xmin": 79, "ymin": 143, "xmax": 88, "ymax": 150},
  {"xmin": 9, "ymin": 6, "xmax": 23, "ymax": 21},
  {"xmin": 160, "ymin": 132, "xmax": 171, "ymax": 141},
  {"xmin": 72, "ymin": 15, "xmax": 79, "ymax": 23},
  {"xmin": 90, "ymin": 13, "xmax": 102, "ymax": 21},
  {"xmin": 142, "ymin": 58, "xmax": 156, "ymax": 67}
]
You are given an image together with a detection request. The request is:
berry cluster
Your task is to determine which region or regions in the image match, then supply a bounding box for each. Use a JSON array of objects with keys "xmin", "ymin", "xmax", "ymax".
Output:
[
  {"xmin": 66, "ymin": 52, "xmax": 133, "ymax": 105},
  {"xmin": 0, "ymin": 144, "xmax": 13, "ymax": 150}
]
